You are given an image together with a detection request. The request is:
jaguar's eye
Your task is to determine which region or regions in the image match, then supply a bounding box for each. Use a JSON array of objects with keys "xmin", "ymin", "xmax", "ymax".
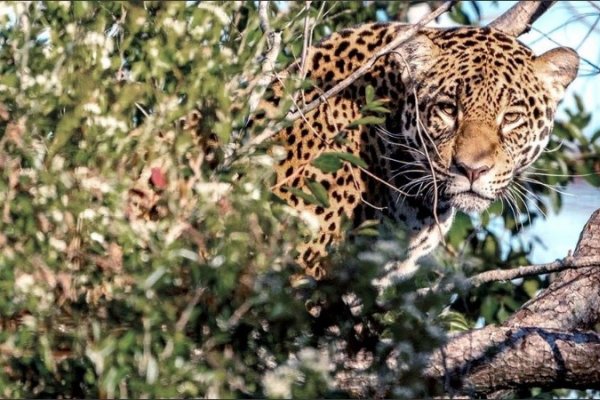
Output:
[
  {"xmin": 503, "ymin": 112, "xmax": 522, "ymax": 125},
  {"xmin": 437, "ymin": 102, "xmax": 457, "ymax": 118}
]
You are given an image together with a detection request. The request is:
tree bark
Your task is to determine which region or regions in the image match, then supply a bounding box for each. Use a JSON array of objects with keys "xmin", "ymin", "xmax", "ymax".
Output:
[
  {"xmin": 489, "ymin": 1, "xmax": 557, "ymax": 36},
  {"xmin": 425, "ymin": 209, "xmax": 600, "ymax": 395},
  {"xmin": 427, "ymin": 327, "xmax": 600, "ymax": 395}
]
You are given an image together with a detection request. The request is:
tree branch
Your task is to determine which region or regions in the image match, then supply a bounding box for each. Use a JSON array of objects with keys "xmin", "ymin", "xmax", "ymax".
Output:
[
  {"xmin": 489, "ymin": 0, "xmax": 557, "ymax": 36},
  {"xmin": 425, "ymin": 327, "xmax": 600, "ymax": 395},
  {"xmin": 418, "ymin": 255, "xmax": 600, "ymax": 295},
  {"xmin": 426, "ymin": 209, "xmax": 600, "ymax": 394}
]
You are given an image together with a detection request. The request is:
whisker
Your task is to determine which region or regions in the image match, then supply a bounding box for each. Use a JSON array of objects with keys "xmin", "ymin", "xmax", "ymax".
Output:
[
  {"xmin": 518, "ymin": 177, "xmax": 574, "ymax": 196},
  {"xmin": 524, "ymin": 171, "xmax": 596, "ymax": 178},
  {"xmin": 390, "ymin": 168, "xmax": 429, "ymax": 181},
  {"xmin": 543, "ymin": 139, "xmax": 564, "ymax": 154},
  {"xmin": 382, "ymin": 155, "xmax": 425, "ymax": 167},
  {"xmin": 502, "ymin": 190, "xmax": 522, "ymax": 231},
  {"xmin": 399, "ymin": 176, "xmax": 433, "ymax": 194},
  {"xmin": 375, "ymin": 127, "xmax": 427, "ymax": 156},
  {"xmin": 509, "ymin": 186, "xmax": 532, "ymax": 226},
  {"xmin": 513, "ymin": 183, "xmax": 548, "ymax": 219}
]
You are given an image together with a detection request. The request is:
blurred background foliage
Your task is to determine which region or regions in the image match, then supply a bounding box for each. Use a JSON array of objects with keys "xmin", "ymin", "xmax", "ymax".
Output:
[{"xmin": 0, "ymin": 1, "xmax": 598, "ymax": 398}]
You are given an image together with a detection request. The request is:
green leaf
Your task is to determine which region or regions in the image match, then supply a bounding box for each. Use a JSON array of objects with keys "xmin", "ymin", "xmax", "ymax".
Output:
[
  {"xmin": 312, "ymin": 153, "xmax": 343, "ymax": 173},
  {"xmin": 348, "ymin": 115, "xmax": 386, "ymax": 127},
  {"xmin": 523, "ymin": 279, "xmax": 540, "ymax": 298},
  {"xmin": 306, "ymin": 179, "xmax": 330, "ymax": 207},
  {"xmin": 590, "ymin": 129, "xmax": 600, "ymax": 144},
  {"xmin": 365, "ymin": 85, "xmax": 375, "ymax": 104},
  {"xmin": 448, "ymin": 213, "xmax": 473, "ymax": 248},
  {"xmin": 286, "ymin": 186, "xmax": 320, "ymax": 206},
  {"xmin": 574, "ymin": 93, "xmax": 584, "ymax": 112},
  {"xmin": 312, "ymin": 152, "xmax": 367, "ymax": 172},
  {"xmin": 47, "ymin": 113, "xmax": 83, "ymax": 161},
  {"xmin": 496, "ymin": 305, "xmax": 510, "ymax": 323},
  {"xmin": 355, "ymin": 228, "xmax": 379, "ymax": 237},
  {"xmin": 481, "ymin": 296, "xmax": 499, "ymax": 323},
  {"xmin": 333, "ymin": 152, "xmax": 368, "ymax": 168},
  {"xmin": 353, "ymin": 219, "xmax": 379, "ymax": 231},
  {"xmin": 440, "ymin": 310, "xmax": 471, "ymax": 332},
  {"xmin": 363, "ymin": 104, "xmax": 390, "ymax": 114}
]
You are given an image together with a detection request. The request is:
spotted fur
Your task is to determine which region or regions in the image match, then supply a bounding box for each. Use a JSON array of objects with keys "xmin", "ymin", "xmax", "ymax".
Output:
[{"xmin": 264, "ymin": 23, "xmax": 579, "ymax": 284}]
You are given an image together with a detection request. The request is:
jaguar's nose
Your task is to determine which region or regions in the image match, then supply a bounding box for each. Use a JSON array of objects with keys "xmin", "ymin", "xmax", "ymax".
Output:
[{"xmin": 453, "ymin": 158, "xmax": 490, "ymax": 183}]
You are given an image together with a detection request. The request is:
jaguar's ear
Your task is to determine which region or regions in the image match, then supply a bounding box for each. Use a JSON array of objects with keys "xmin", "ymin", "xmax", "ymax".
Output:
[
  {"xmin": 397, "ymin": 31, "xmax": 440, "ymax": 80},
  {"xmin": 535, "ymin": 47, "xmax": 579, "ymax": 102}
]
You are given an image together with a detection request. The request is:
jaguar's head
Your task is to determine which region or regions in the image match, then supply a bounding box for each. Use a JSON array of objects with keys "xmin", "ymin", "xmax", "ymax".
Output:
[{"xmin": 399, "ymin": 27, "xmax": 579, "ymax": 213}]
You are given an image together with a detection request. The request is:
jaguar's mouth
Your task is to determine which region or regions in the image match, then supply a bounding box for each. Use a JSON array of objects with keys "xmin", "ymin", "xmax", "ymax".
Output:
[{"xmin": 447, "ymin": 190, "xmax": 494, "ymax": 213}]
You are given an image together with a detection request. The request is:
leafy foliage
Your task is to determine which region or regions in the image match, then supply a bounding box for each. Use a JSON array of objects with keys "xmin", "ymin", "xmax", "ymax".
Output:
[{"xmin": 0, "ymin": 1, "xmax": 597, "ymax": 398}]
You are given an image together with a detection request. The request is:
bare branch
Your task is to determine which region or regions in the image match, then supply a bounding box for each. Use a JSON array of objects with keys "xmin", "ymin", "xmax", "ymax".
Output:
[
  {"xmin": 470, "ymin": 255, "xmax": 600, "ymax": 285},
  {"xmin": 418, "ymin": 255, "xmax": 600, "ymax": 295},
  {"xmin": 299, "ymin": 1, "xmax": 313, "ymax": 81},
  {"xmin": 175, "ymin": 287, "xmax": 205, "ymax": 332},
  {"xmin": 258, "ymin": 1, "xmax": 271, "ymax": 35},
  {"xmin": 489, "ymin": 0, "xmax": 557, "ymax": 36}
]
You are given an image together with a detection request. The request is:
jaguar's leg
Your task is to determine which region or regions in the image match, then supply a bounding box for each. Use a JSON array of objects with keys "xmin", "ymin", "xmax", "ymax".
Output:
[{"xmin": 373, "ymin": 206, "xmax": 455, "ymax": 289}]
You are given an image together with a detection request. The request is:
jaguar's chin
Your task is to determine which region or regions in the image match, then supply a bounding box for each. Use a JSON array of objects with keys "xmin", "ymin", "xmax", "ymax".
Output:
[{"xmin": 448, "ymin": 191, "xmax": 493, "ymax": 213}]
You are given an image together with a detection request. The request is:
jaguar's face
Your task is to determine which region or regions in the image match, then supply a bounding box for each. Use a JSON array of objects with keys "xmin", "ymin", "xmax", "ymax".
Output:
[{"xmin": 403, "ymin": 27, "xmax": 579, "ymax": 213}]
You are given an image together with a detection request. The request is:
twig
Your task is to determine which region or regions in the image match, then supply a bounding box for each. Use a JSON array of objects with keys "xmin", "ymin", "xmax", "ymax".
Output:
[
  {"xmin": 175, "ymin": 287, "xmax": 205, "ymax": 332},
  {"xmin": 245, "ymin": 0, "xmax": 455, "ymax": 150},
  {"xmin": 258, "ymin": 1, "xmax": 271, "ymax": 35},
  {"xmin": 248, "ymin": 1, "xmax": 283, "ymax": 114},
  {"xmin": 528, "ymin": 24, "xmax": 600, "ymax": 75},
  {"xmin": 418, "ymin": 255, "xmax": 600, "ymax": 295},
  {"xmin": 469, "ymin": 256, "xmax": 600, "ymax": 286},
  {"xmin": 299, "ymin": 1, "xmax": 313, "ymax": 82}
]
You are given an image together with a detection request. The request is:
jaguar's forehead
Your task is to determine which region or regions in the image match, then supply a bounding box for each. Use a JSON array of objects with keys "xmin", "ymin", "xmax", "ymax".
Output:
[{"xmin": 420, "ymin": 27, "xmax": 543, "ymax": 110}]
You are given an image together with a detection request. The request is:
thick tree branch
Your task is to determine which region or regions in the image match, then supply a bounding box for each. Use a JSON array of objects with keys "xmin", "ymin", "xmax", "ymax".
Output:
[
  {"xmin": 425, "ymin": 327, "xmax": 600, "ymax": 395},
  {"xmin": 489, "ymin": 1, "xmax": 557, "ymax": 36},
  {"xmin": 507, "ymin": 208, "xmax": 600, "ymax": 330},
  {"xmin": 426, "ymin": 209, "xmax": 600, "ymax": 394}
]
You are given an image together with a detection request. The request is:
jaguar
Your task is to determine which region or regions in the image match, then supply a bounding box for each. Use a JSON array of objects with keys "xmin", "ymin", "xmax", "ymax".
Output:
[{"xmin": 263, "ymin": 22, "xmax": 578, "ymax": 286}]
